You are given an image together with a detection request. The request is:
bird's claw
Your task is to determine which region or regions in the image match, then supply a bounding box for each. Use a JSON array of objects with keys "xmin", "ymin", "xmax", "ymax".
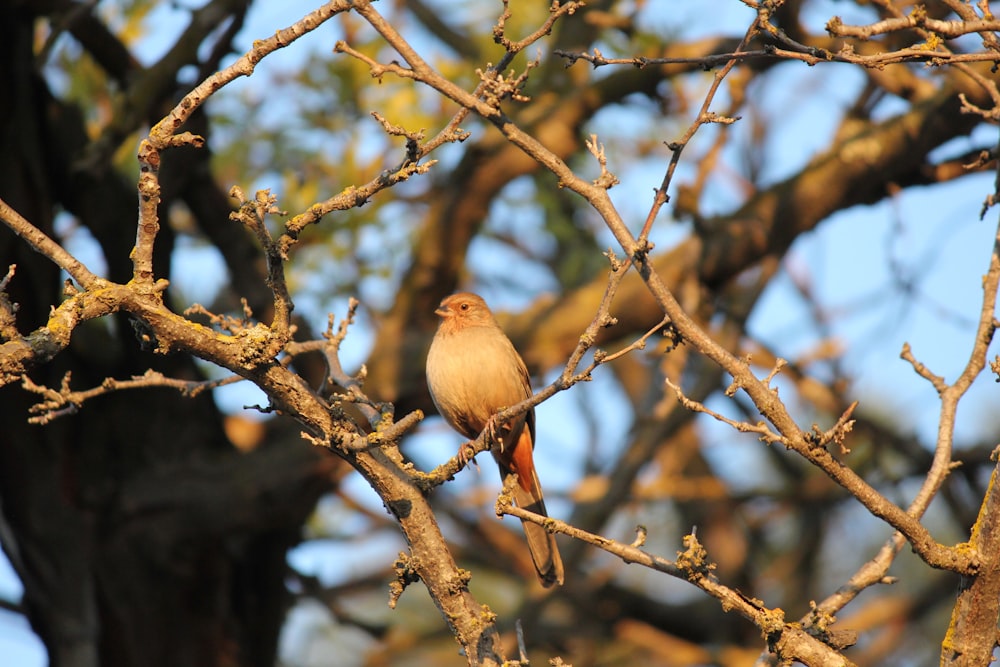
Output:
[
  {"xmin": 458, "ymin": 442, "xmax": 480, "ymax": 471},
  {"xmin": 484, "ymin": 414, "xmax": 504, "ymax": 453}
]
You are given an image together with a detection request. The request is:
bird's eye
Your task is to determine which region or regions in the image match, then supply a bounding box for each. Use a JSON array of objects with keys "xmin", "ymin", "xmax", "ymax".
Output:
[{"xmin": 460, "ymin": 302, "xmax": 470, "ymax": 311}]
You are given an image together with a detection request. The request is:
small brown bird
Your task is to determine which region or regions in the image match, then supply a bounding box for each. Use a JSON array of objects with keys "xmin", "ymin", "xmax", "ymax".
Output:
[{"xmin": 426, "ymin": 292, "xmax": 564, "ymax": 587}]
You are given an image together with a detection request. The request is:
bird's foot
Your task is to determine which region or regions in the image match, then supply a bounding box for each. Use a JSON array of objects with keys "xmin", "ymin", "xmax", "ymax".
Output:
[
  {"xmin": 458, "ymin": 442, "xmax": 480, "ymax": 471},
  {"xmin": 484, "ymin": 414, "xmax": 505, "ymax": 453}
]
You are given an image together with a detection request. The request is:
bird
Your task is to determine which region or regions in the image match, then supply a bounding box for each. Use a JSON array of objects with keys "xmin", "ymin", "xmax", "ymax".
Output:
[{"xmin": 425, "ymin": 292, "xmax": 564, "ymax": 587}]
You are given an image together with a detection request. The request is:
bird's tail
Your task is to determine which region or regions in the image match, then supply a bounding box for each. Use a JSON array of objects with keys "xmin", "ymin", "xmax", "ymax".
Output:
[{"xmin": 505, "ymin": 431, "xmax": 564, "ymax": 587}]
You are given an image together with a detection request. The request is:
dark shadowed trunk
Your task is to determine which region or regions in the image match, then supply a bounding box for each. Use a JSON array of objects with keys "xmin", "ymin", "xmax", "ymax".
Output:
[{"xmin": 0, "ymin": 6, "xmax": 335, "ymax": 666}]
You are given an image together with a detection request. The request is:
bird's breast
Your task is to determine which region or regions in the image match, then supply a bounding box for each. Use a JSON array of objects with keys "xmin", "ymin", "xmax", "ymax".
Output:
[{"xmin": 426, "ymin": 326, "xmax": 530, "ymax": 437}]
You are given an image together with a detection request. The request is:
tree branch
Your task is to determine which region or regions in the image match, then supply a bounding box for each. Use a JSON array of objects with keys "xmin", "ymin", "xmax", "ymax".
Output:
[{"xmin": 499, "ymin": 487, "xmax": 858, "ymax": 666}]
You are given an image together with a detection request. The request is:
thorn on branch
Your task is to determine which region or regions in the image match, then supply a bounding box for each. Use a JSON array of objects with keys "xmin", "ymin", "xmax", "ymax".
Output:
[
  {"xmin": 553, "ymin": 49, "xmax": 581, "ymax": 67},
  {"xmin": 245, "ymin": 401, "xmax": 279, "ymax": 416}
]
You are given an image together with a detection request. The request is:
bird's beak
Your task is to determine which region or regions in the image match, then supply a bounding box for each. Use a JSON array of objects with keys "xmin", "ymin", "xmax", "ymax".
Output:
[{"xmin": 434, "ymin": 304, "xmax": 449, "ymax": 317}]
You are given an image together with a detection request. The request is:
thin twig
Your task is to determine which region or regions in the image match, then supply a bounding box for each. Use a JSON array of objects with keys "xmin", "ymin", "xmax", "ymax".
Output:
[{"xmin": 0, "ymin": 199, "xmax": 102, "ymax": 289}]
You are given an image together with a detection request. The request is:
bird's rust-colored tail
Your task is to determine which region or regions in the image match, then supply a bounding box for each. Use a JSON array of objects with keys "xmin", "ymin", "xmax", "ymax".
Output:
[{"xmin": 504, "ymin": 429, "xmax": 564, "ymax": 587}]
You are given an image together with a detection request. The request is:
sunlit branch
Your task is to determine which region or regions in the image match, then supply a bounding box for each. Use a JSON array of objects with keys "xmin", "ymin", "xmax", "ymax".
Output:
[
  {"xmin": 281, "ymin": 158, "xmax": 438, "ymax": 245},
  {"xmin": 493, "ymin": 0, "xmax": 584, "ymax": 53},
  {"xmin": 558, "ymin": 0, "xmax": 1000, "ymax": 78},
  {"xmin": 862, "ymin": 0, "xmax": 1000, "ymax": 113},
  {"xmin": 301, "ymin": 299, "xmax": 423, "ymax": 452},
  {"xmin": 228, "ymin": 187, "xmax": 294, "ymax": 340},
  {"xmin": 556, "ymin": 45, "xmax": 1000, "ymax": 70},
  {"xmin": 664, "ymin": 376, "xmax": 788, "ymax": 445},
  {"xmin": 498, "ymin": 481, "xmax": 859, "ymax": 666},
  {"xmin": 804, "ymin": 214, "xmax": 1000, "ymax": 634},
  {"xmin": 134, "ymin": 2, "xmax": 355, "ymax": 285},
  {"xmin": 150, "ymin": 2, "xmax": 354, "ymax": 145},
  {"xmin": 319, "ymin": 299, "xmax": 379, "ymax": 424},
  {"xmin": 903, "ymin": 213, "xmax": 1000, "ymax": 527},
  {"xmin": 828, "ymin": 13, "xmax": 1000, "ymax": 41},
  {"xmin": 21, "ymin": 370, "xmax": 246, "ymax": 425},
  {"xmin": 0, "ymin": 282, "xmax": 137, "ymax": 386},
  {"xmin": 636, "ymin": 11, "xmax": 757, "ymax": 245},
  {"xmin": 583, "ymin": 135, "xmax": 620, "ymax": 190},
  {"xmin": 901, "ymin": 342, "xmax": 948, "ymax": 392},
  {"xmin": 0, "ymin": 198, "xmax": 102, "ymax": 290}
]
